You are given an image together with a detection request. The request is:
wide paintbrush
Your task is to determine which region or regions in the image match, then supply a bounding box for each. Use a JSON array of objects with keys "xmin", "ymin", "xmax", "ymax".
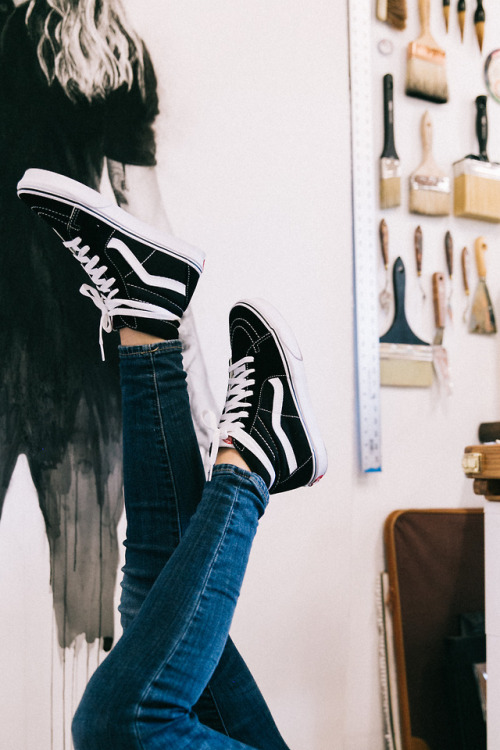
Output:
[
  {"xmin": 453, "ymin": 96, "xmax": 500, "ymax": 222},
  {"xmin": 380, "ymin": 257, "xmax": 433, "ymax": 387},
  {"xmin": 406, "ymin": 0, "xmax": 448, "ymax": 103},
  {"xmin": 410, "ymin": 111, "xmax": 450, "ymax": 216},
  {"xmin": 380, "ymin": 74, "xmax": 401, "ymax": 209}
]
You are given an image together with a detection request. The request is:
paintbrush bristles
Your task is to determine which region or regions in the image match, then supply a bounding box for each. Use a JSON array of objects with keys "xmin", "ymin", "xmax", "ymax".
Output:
[
  {"xmin": 475, "ymin": 21, "xmax": 484, "ymax": 51},
  {"xmin": 406, "ymin": 45, "xmax": 448, "ymax": 103},
  {"xmin": 454, "ymin": 174, "xmax": 500, "ymax": 222},
  {"xmin": 380, "ymin": 157, "xmax": 401, "ymax": 208},
  {"xmin": 376, "ymin": 0, "xmax": 407, "ymax": 29},
  {"xmin": 458, "ymin": 12, "xmax": 465, "ymax": 41},
  {"xmin": 380, "ymin": 177, "xmax": 401, "ymax": 209},
  {"xmin": 410, "ymin": 181, "xmax": 451, "ymax": 215},
  {"xmin": 380, "ymin": 359, "xmax": 433, "ymax": 386},
  {"xmin": 443, "ymin": 6, "xmax": 450, "ymax": 32},
  {"xmin": 386, "ymin": 0, "xmax": 407, "ymax": 30},
  {"xmin": 380, "ymin": 345, "xmax": 434, "ymax": 387}
]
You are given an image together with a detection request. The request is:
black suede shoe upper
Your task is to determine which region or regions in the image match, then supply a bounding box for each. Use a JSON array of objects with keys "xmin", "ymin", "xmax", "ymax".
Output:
[
  {"xmin": 18, "ymin": 184, "xmax": 202, "ymax": 341},
  {"xmin": 226, "ymin": 302, "xmax": 320, "ymax": 494}
]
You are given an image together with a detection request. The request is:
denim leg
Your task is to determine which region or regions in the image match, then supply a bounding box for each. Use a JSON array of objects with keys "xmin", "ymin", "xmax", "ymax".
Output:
[
  {"xmin": 196, "ymin": 639, "xmax": 290, "ymax": 749},
  {"xmin": 117, "ymin": 342, "xmax": 289, "ymax": 750},
  {"xmin": 72, "ymin": 466, "xmax": 270, "ymax": 750},
  {"xmin": 118, "ymin": 341, "xmax": 204, "ymax": 629}
]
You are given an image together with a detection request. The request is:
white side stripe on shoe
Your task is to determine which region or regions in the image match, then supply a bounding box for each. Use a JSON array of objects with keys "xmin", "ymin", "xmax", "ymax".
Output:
[
  {"xmin": 270, "ymin": 378, "xmax": 298, "ymax": 474},
  {"xmin": 228, "ymin": 428, "xmax": 277, "ymax": 487},
  {"xmin": 107, "ymin": 238, "xmax": 187, "ymax": 296}
]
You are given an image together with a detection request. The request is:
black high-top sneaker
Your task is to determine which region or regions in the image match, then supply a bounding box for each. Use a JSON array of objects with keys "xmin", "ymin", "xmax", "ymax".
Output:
[
  {"xmin": 17, "ymin": 168, "xmax": 205, "ymax": 358},
  {"xmin": 215, "ymin": 299, "xmax": 327, "ymax": 493}
]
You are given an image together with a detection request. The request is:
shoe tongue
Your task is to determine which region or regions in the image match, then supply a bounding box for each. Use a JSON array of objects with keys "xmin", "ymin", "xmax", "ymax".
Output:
[
  {"xmin": 231, "ymin": 322, "xmax": 267, "ymax": 361},
  {"xmin": 230, "ymin": 329, "xmax": 252, "ymax": 361}
]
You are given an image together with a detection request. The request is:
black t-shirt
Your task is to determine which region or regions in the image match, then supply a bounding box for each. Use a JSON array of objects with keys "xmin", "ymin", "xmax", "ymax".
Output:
[
  {"xmin": 0, "ymin": 1, "xmax": 159, "ymax": 196},
  {"xmin": 0, "ymin": 1, "xmax": 160, "ymax": 441}
]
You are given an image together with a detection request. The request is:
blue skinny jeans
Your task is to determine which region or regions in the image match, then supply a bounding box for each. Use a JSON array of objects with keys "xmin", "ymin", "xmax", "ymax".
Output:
[{"xmin": 72, "ymin": 341, "xmax": 290, "ymax": 749}]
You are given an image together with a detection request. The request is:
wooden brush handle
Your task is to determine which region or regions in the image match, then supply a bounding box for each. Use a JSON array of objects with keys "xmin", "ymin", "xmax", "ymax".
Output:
[
  {"xmin": 432, "ymin": 272, "xmax": 446, "ymax": 329},
  {"xmin": 379, "ymin": 219, "xmax": 389, "ymax": 269},
  {"xmin": 475, "ymin": 237, "xmax": 488, "ymax": 279},
  {"xmin": 420, "ymin": 111, "xmax": 433, "ymax": 162},
  {"xmin": 419, "ymin": 0, "xmax": 431, "ymax": 35},
  {"xmin": 415, "ymin": 226, "xmax": 423, "ymax": 276},
  {"xmin": 445, "ymin": 231, "xmax": 453, "ymax": 279},
  {"xmin": 461, "ymin": 247, "xmax": 470, "ymax": 294}
]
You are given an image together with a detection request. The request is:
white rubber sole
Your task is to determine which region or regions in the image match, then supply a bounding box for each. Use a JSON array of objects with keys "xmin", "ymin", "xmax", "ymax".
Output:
[
  {"xmin": 17, "ymin": 168, "xmax": 205, "ymax": 274},
  {"xmin": 237, "ymin": 298, "xmax": 328, "ymax": 485}
]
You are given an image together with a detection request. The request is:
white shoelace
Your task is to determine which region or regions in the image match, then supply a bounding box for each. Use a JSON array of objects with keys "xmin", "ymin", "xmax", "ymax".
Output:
[
  {"xmin": 205, "ymin": 356, "xmax": 255, "ymax": 479},
  {"xmin": 64, "ymin": 237, "xmax": 180, "ymax": 360}
]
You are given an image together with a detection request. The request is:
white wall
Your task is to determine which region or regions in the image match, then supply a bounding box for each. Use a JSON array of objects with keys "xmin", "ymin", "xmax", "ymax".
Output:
[
  {"xmin": 351, "ymin": 2, "xmax": 499, "ymax": 748},
  {"xmin": 129, "ymin": 3, "xmax": 353, "ymax": 745},
  {"xmin": 1, "ymin": 1, "xmax": 497, "ymax": 749}
]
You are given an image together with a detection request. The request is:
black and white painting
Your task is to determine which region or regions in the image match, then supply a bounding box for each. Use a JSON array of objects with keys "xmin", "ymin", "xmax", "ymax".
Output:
[{"xmin": 0, "ymin": 2, "xmax": 340, "ymax": 748}]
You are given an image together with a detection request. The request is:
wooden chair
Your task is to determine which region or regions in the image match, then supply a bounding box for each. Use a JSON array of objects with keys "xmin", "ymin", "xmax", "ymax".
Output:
[{"xmin": 384, "ymin": 509, "xmax": 485, "ymax": 750}]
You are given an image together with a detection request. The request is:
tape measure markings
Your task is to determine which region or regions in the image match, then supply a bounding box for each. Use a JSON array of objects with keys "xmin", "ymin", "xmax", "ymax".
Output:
[{"xmin": 349, "ymin": 0, "xmax": 382, "ymax": 473}]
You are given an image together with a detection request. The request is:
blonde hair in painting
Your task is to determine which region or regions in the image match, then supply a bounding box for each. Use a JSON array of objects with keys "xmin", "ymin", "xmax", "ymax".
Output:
[{"xmin": 26, "ymin": 0, "xmax": 145, "ymax": 101}]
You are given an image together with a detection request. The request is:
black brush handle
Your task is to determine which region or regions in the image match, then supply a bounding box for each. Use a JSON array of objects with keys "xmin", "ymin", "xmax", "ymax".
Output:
[
  {"xmin": 474, "ymin": 0, "xmax": 485, "ymax": 24},
  {"xmin": 381, "ymin": 74, "xmax": 399, "ymax": 160},
  {"xmin": 443, "ymin": 0, "xmax": 450, "ymax": 33},
  {"xmin": 476, "ymin": 95, "xmax": 488, "ymax": 161},
  {"xmin": 380, "ymin": 257, "xmax": 429, "ymax": 346}
]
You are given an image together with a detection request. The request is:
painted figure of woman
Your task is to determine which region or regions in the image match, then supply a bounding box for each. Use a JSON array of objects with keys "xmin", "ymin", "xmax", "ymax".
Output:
[{"xmin": 0, "ymin": 0, "xmax": 213, "ymax": 649}]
